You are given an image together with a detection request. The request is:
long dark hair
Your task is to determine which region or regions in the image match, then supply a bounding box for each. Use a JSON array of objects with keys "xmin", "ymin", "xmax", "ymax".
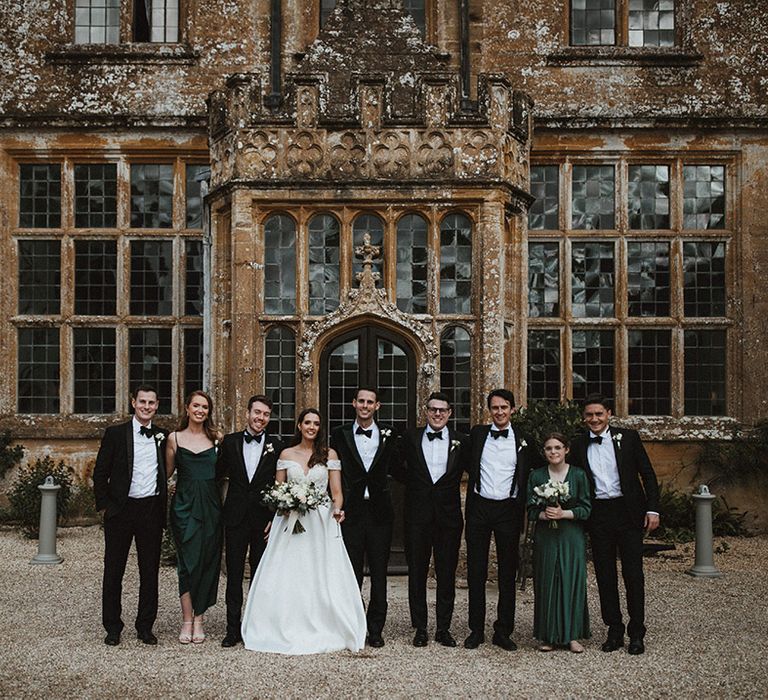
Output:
[
  {"xmin": 292, "ymin": 408, "xmax": 329, "ymax": 469},
  {"xmin": 178, "ymin": 390, "xmax": 218, "ymax": 444}
]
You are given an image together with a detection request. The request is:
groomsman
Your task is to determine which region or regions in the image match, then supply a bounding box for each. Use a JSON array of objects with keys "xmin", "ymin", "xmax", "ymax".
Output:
[
  {"xmin": 93, "ymin": 385, "xmax": 168, "ymax": 646},
  {"xmin": 570, "ymin": 394, "xmax": 660, "ymax": 655},
  {"xmin": 463, "ymin": 388, "xmax": 537, "ymax": 651},
  {"xmin": 393, "ymin": 392, "xmax": 467, "ymax": 648},
  {"xmin": 216, "ymin": 394, "xmax": 283, "ymax": 647},
  {"xmin": 330, "ymin": 386, "xmax": 398, "ymax": 648}
]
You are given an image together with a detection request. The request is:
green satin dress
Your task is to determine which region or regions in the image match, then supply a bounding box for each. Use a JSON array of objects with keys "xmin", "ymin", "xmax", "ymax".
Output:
[
  {"xmin": 526, "ymin": 465, "xmax": 592, "ymax": 645},
  {"xmin": 170, "ymin": 445, "xmax": 222, "ymax": 615}
]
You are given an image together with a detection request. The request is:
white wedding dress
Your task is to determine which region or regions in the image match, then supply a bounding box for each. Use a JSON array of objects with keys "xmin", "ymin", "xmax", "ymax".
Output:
[{"xmin": 241, "ymin": 459, "xmax": 366, "ymax": 654}]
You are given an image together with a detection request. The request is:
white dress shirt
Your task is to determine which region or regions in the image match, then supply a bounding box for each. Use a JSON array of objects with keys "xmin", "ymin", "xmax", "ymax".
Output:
[
  {"xmin": 478, "ymin": 424, "xmax": 519, "ymax": 500},
  {"xmin": 129, "ymin": 417, "xmax": 159, "ymax": 498},
  {"xmin": 243, "ymin": 430, "xmax": 265, "ymax": 482},
  {"xmin": 587, "ymin": 428, "xmax": 623, "ymax": 499},
  {"xmin": 421, "ymin": 428, "xmax": 449, "ymax": 484},
  {"xmin": 353, "ymin": 421, "xmax": 380, "ymax": 499}
]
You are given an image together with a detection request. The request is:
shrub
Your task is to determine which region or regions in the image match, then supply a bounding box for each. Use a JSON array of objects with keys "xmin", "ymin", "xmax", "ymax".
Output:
[
  {"xmin": 695, "ymin": 420, "xmax": 768, "ymax": 487},
  {"xmin": 8, "ymin": 456, "xmax": 74, "ymax": 538},
  {"xmin": 0, "ymin": 433, "xmax": 24, "ymax": 480},
  {"xmin": 510, "ymin": 400, "xmax": 584, "ymax": 449},
  {"xmin": 161, "ymin": 524, "xmax": 177, "ymax": 566},
  {"xmin": 67, "ymin": 479, "xmax": 98, "ymax": 523}
]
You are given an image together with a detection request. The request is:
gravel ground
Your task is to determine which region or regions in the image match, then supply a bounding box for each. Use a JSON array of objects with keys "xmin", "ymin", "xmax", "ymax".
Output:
[{"xmin": 0, "ymin": 526, "xmax": 765, "ymax": 699}]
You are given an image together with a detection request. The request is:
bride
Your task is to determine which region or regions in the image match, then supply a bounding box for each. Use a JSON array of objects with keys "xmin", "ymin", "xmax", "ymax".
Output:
[{"xmin": 241, "ymin": 408, "xmax": 366, "ymax": 654}]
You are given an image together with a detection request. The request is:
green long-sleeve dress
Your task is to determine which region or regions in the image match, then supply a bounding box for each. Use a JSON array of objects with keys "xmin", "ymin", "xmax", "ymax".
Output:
[
  {"xmin": 170, "ymin": 445, "xmax": 222, "ymax": 615},
  {"xmin": 527, "ymin": 465, "xmax": 591, "ymax": 645}
]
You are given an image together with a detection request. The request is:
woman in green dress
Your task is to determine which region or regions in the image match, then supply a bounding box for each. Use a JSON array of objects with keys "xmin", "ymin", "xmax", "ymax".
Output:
[
  {"xmin": 166, "ymin": 390, "xmax": 223, "ymax": 644},
  {"xmin": 527, "ymin": 432, "xmax": 591, "ymax": 653}
]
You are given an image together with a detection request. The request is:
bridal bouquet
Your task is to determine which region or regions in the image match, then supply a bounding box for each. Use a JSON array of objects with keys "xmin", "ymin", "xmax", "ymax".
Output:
[
  {"xmin": 532, "ymin": 479, "xmax": 570, "ymax": 529},
  {"xmin": 262, "ymin": 480, "xmax": 330, "ymax": 534}
]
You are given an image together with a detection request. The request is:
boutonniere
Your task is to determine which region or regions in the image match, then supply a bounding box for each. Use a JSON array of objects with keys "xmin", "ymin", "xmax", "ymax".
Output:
[
  {"xmin": 612, "ymin": 433, "xmax": 622, "ymax": 449},
  {"xmin": 381, "ymin": 428, "xmax": 392, "ymax": 441},
  {"xmin": 154, "ymin": 433, "xmax": 165, "ymax": 445},
  {"xmin": 518, "ymin": 439, "xmax": 527, "ymax": 452},
  {"xmin": 264, "ymin": 442, "xmax": 275, "ymax": 454},
  {"xmin": 450, "ymin": 439, "xmax": 461, "ymax": 452}
]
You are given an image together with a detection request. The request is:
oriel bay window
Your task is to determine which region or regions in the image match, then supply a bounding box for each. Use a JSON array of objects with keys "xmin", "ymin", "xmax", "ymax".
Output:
[
  {"xmin": 527, "ymin": 157, "xmax": 731, "ymax": 418},
  {"xmin": 14, "ymin": 157, "xmax": 206, "ymax": 417}
]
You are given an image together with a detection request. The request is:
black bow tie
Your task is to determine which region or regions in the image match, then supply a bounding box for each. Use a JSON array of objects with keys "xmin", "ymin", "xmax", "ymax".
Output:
[
  {"xmin": 139, "ymin": 425, "xmax": 153, "ymax": 439},
  {"xmin": 589, "ymin": 435, "xmax": 603, "ymax": 444},
  {"xmin": 244, "ymin": 431, "xmax": 263, "ymax": 444},
  {"xmin": 490, "ymin": 428, "xmax": 509, "ymax": 440},
  {"xmin": 355, "ymin": 427, "xmax": 373, "ymax": 438},
  {"xmin": 426, "ymin": 430, "xmax": 443, "ymax": 441}
]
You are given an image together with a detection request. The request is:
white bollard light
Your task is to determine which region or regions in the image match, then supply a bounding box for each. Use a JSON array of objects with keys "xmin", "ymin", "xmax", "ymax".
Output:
[
  {"xmin": 30, "ymin": 476, "xmax": 63, "ymax": 565},
  {"xmin": 686, "ymin": 484, "xmax": 723, "ymax": 578}
]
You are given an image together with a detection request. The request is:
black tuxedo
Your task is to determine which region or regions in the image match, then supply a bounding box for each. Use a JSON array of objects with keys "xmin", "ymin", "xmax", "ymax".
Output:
[
  {"xmin": 570, "ymin": 427, "xmax": 659, "ymax": 640},
  {"xmin": 464, "ymin": 424, "xmax": 536, "ymax": 638},
  {"xmin": 216, "ymin": 430, "xmax": 283, "ymax": 639},
  {"xmin": 393, "ymin": 426, "xmax": 467, "ymax": 632},
  {"xmin": 92, "ymin": 420, "xmax": 167, "ymax": 637},
  {"xmin": 330, "ymin": 422, "xmax": 398, "ymax": 637}
]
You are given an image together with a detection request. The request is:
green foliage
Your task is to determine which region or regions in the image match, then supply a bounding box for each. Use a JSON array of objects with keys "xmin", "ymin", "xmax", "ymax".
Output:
[
  {"xmin": 510, "ymin": 400, "xmax": 584, "ymax": 449},
  {"xmin": 0, "ymin": 433, "xmax": 24, "ymax": 480},
  {"xmin": 67, "ymin": 478, "xmax": 98, "ymax": 522},
  {"xmin": 7, "ymin": 456, "xmax": 74, "ymax": 538},
  {"xmin": 695, "ymin": 420, "xmax": 768, "ymax": 487},
  {"xmin": 161, "ymin": 525, "xmax": 177, "ymax": 567},
  {"xmin": 655, "ymin": 483, "xmax": 750, "ymax": 543}
]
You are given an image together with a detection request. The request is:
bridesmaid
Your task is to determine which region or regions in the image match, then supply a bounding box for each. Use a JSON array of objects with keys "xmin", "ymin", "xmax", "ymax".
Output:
[
  {"xmin": 166, "ymin": 390, "xmax": 223, "ymax": 644},
  {"xmin": 526, "ymin": 432, "xmax": 591, "ymax": 653}
]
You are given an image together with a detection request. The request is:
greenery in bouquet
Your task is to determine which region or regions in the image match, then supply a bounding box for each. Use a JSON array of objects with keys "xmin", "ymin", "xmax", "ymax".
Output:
[{"xmin": 262, "ymin": 479, "xmax": 330, "ymax": 533}]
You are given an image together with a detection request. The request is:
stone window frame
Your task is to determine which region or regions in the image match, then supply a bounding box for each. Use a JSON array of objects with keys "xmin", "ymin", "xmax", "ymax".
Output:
[
  {"xmin": 524, "ymin": 153, "xmax": 736, "ymax": 423},
  {"xmin": 316, "ymin": 0, "xmax": 434, "ymax": 41},
  {"xmin": 9, "ymin": 154, "xmax": 206, "ymax": 431}
]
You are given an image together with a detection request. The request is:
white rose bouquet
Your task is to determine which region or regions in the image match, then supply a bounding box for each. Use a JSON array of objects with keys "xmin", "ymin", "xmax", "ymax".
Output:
[
  {"xmin": 262, "ymin": 479, "xmax": 330, "ymax": 534},
  {"xmin": 532, "ymin": 478, "xmax": 571, "ymax": 529}
]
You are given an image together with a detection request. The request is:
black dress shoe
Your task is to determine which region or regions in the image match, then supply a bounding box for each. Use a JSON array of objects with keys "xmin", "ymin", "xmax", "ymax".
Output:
[
  {"xmin": 492, "ymin": 632, "xmax": 517, "ymax": 651},
  {"xmin": 412, "ymin": 629, "xmax": 428, "ymax": 647},
  {"xmin": 628, "ymin": 638, "xmax": 645, "ymax": 655},
  {"xmin": 463, "ymin": 631, "xmax": 484, "ymax": 649},
  {"xmin": 435, "ymin": 630, "xmax": 457, "ymax": 647},
  {"xmin": 601, "ymin": 636, "xmax": 624, "ymax": 652},
  {"xmin": 104, "ymin": 633, "xmax": 120, "ymax": 646},
  {"xmin": 221, "ymin": 634, "xmax": 242, "ymax": 648},
  {"xmin": 137, "ymin": 631, "xmax": 158, "ymax": 645},
  {"xmin": 367, "ymin": 633, "xmax": 385, "ymax": 648}
]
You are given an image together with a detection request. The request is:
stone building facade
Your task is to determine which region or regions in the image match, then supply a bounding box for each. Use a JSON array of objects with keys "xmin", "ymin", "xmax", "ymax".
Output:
[{"xmin": 0, "ymin": 0, "xmax": 766, "ymax": 496}]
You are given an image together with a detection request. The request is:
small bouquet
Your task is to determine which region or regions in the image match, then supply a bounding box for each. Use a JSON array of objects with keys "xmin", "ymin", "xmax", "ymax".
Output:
[
  {"xmin": 262, "ymin": 479, "xmax": 330, "ymax": 534},
  {"xmin": 532, "ymin": 479, "xmax": 570, "ymax": 529}
]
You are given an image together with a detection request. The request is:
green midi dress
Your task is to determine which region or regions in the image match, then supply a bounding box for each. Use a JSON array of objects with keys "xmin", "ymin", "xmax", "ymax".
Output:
[{"xmin": 526, "ymin": 465, "xmax": 592, "ymax": 645}]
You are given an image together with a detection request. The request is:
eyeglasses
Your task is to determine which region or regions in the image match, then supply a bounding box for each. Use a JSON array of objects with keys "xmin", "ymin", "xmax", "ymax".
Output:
[{"xmin": 426, "ymin": 406, "xmax": 450, "ymax": 414}]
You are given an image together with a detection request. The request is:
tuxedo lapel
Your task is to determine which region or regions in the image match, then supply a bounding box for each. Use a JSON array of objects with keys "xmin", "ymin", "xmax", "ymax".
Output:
[
  {"xmin": 253, "ymin": 437, "xmax": 276, "ymax": 482},
  {"xmin": 369, "ymin": 423, "xmax": 391, "ymax": 472},
  {"xmin": 235, "ymin": 432, "xmax": 250, "ymax": 482},
  {"xmin": 414, "ymin": 429, "xmax": 432, "ymax": 481},
  {"xmin": 124, "ymin": 421, "xmax": 134, "ymax": 484},
  {"xmin": 438, "ymin": 428, "xmax": 461, "ymax": 484},
  {"xmin": 342, "ymin": 424, "xmax": 366, "ymax": 473}
]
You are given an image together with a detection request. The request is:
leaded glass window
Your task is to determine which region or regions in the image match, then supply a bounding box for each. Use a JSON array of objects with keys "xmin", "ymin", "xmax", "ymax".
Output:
[
  {"xmin": 185, "ymin": 239, "xmax": 204, "ymax": 316},
  {"xmin": 133, "ymin": 0, "xmax": 179, "ymax": 42},
  {"xmin": 683, "ymin": 241, "xmax": 726, "ymax": 317},
  {"xmin": 629, "ymin": 0, "xmax": 675, "ymax": 47},
  {"xmin": 396, "ymin": 213, "xmax": 428, "ymax": 313},
  {"xmin": 572, "ymin": 330, "xmax": 614, "ymax": 402},
  {"xmin": 130, "ymin": 164, "xmax": 173, "ymax": 229},
  {"xmin": 264, "ymin": 214, "xmax": 297, "ymax": 314},
  {"xmin": 570, "ymin": 0, "xmax": 615, "ymax": 46},
  {"xmin": 130, "ymin": 240, "xmax": 173, "ymax": 316},
  {"xmin": 75, "ymin": 240, "xmax": 117, "ymax": 315},
  {"xmin": 17, "ymin": 328, "xmax": 60, "ymax": 414},
  {"xmin": 628, "ymin": 165, "xmax": 669, "ymax": 230},
  {"xmin": 74, "ymin": 0, "xmax": 119, "ymax": 43},
  {"xmin": 440, "ymin": 326, "xmax": 472, "ymax": 434},
  {"xmin": 265, "ymin": 326, "xmax": 296, "ymax": 442},
  {"xmin": 184, "ymin": 328, "xmax": 204, "ymax": 398},
  {"xmin": 75, "ymin": 164, "xmax": 117, "ymax": 228},
  {"xmin": 404, "ymin": 0, "xmax": 426, "ymax": 35},
  {"xmin": 628, "ymin": 329, "xmax": 671, "ymax": 415},
  {"xmin": 320, "ymin": 0, "xmax": 336, "ymax": 28},
  {"xmin": 529, "ymin": 165, "xmax": 559, "ymax": 230},
  {"xmin": 376, "ymin": 339, "xmax": 412, "ymax": 434},
  {"xmin": 571, "ymin": 241, "xmax": 615, "ymax": 317},
  {"xmin": 684, "ymin": 329, "xmax": 726, "ymax": 416},
  {"xmin": 353, "ymin": 214, "xmax": 384, "ymax": 288},
  {"xmin": 326, "ymin": 338, "xmax": 359, "ymax": 432},
  {"xmin": 683, "ymin": 165, "xmax": 725, "ymax": 230},
  {"xmin": 73, "ymin": 327, "xmax": 116, "ymax": 413},
  {"xmin": 308, "ymin": 214, "xmax": 340, "ymax": 315},
  {"xmin": 129, "ymin": 328, "xmax": 172, "ymax": 408},
  {"xmin": 439, "ymin": 213, "xmax": 472, "ymax": 314},
  {"xmin": 572, "ymin": 165, "xmax": 615, "ymax": 230},
  {"xmin": 19, "ymin": 164, "xmax": 61, "ymax": 228},
  {"xmin": 627, "ymin": 241, "xmax": 670, "ymax": 316},
  {"xmin": 527, "ymin": 330, "xmax": 561, "ymax": 402},
  {"xmin": 528, "ymin": 242, "xmax": 559, "ymax": 317},
  {"xmin": 186, "ymin": 164, "xmax": 208, "ymax": 229},
  {"xmin": 18, "ymin": 240, "xmax": 60, "ymax": 315}
]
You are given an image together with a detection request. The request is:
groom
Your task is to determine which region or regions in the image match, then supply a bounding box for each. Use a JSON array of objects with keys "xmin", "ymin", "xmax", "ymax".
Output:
[
  {"xmin": 216, "ymin": 394, "xmax": 283, "ymax": 647},
  {"xmin": 330, "ymin": 386, "xmax": 398, "ymax": 648},
  {"xmin": 93, "ymin": 385, "xmax": 168, "ymax": 646}
]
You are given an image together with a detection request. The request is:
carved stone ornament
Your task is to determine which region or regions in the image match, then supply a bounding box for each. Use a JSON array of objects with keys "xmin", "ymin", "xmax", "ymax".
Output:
[{"xmin": 299, "ymin": 233, "xmax": 437, "ymax": 379}]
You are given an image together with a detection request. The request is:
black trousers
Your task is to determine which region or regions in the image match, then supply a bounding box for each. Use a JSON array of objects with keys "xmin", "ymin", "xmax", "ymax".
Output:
[
  {"xmin": 342, "ymin": 501, "xmax": 393, "ymax": 637},
  {"xmin": 465, "ymin": 495, "xmax": 522, "ymax": 637},
  {"xmin": 224, "ymin": 516, "xmax": 270, "ymax": 638},
  {"xmin": 405, "ymin": 516, "xmax": 462, "ymax": 632},
  {"xmin": 102, "ymin": 496, "xmax": 163, "ymax": 636},
  {"xmin": 590, "ymin": 497, "xmax": 646, "ymax": 640}
]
